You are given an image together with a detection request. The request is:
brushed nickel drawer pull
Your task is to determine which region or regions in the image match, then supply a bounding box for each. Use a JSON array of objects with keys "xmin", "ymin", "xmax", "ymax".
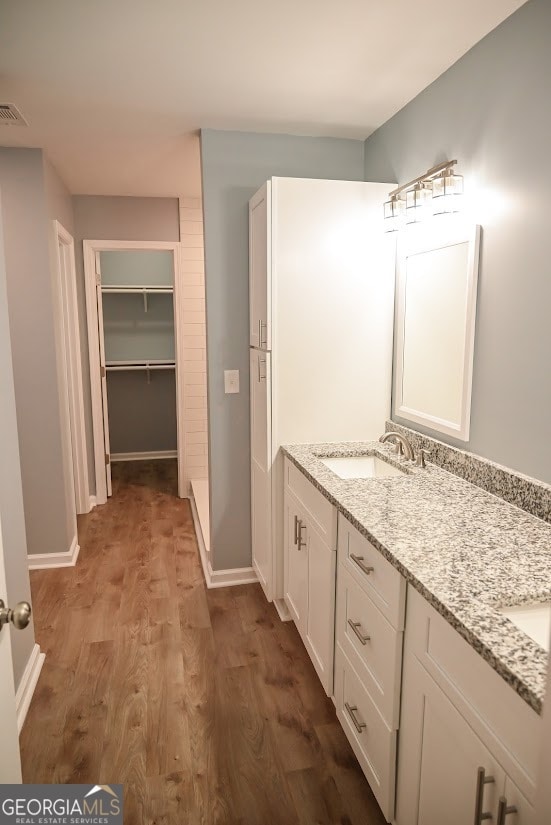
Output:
[
  {"xmin": 474, "ymin": 767, "xmax": 495, "ymax": 824},
  {"xmin": 258, "ymin": 356, "xmax": 266, "ymax": 381},
  {"xmin": 259, "ymin": 319, "xmax": 267, "ymax": 347},
  {"xmin": 297, "ymin": 520, "xmax": 306, "ymax": 550},
  {"xmin": 293, "ymin": 514, "xmax": 299, "ymax": 545},
  {"xmin": 348, "ymin": 619, "xmax": 370, "ymax": 645},
  {"xmin": 345, "ymin": 702, "xmax": 366, "ymax": 733},
  {"xmin": 350, "ymin": 554, "xmax": 374, "ymax": 576},
  {"xmin": 497, "ymin": 797, "xmax": 517, "ymax": 825}
]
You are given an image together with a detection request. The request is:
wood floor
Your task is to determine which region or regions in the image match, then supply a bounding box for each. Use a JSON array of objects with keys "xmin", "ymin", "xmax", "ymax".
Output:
[{"xmin": 21, "ymin": 460, "xmax": 386, "ymax": 825}]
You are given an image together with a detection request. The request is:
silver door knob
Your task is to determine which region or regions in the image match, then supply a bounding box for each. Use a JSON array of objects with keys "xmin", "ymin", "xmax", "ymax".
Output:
[{"xmin": 0, "ymin": 599, "xmax": 32, "ymax": 631}]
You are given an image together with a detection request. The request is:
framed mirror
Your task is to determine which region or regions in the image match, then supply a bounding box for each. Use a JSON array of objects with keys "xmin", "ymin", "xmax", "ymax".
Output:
[{"xmin": 393, "ymin": 221, "xmax": 481, "ymax": 440}]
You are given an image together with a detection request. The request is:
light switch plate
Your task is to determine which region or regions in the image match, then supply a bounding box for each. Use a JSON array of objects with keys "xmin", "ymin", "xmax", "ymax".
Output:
[{"xmin": 224, "ymin": 369, "xmax": 240, "ymax": 394}]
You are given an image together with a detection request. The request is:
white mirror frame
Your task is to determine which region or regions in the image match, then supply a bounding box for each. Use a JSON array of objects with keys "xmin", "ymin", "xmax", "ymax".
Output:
[{"xmin": 393, "ymin": 221, "xmax": 481, "ymax": 441}]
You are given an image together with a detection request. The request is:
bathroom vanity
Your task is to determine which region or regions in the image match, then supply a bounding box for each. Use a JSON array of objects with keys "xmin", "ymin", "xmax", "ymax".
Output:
[{"xmin": 281, "ymin": 436, "xmax": 550, "ymax": 824}]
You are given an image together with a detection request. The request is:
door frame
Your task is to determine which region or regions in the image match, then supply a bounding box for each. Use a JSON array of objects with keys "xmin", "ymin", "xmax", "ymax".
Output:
[
  {"xmin": 53, "ymin": 221, "xmax": 90, "ymax": 515},
  {"xmin": 83, "ymin": 240, "xmax": 185, "ymax": 504}
]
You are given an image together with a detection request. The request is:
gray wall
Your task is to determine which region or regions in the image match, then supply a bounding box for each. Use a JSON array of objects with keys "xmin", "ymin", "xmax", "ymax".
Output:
[
  {"xmin": 0, "ymin": 186, "xmax": 36, "ymax": 688},
  {"xmin": 363, "ymin": 0, "xmax": 551, "ymax": 484},
  {"xmin": 44, "ymin": 156, "xmax": 74, "ymax": 236},
  {"xmin": 0, "ymin": 148, "xmax": 72, "ymax": 559},
  {"xmin": 200, "ymin": 129, "xmax": 366, "ymax": 570},
  {"xmin": 72, "ymin": 196, "xmax": 180, "ymax": 491}
]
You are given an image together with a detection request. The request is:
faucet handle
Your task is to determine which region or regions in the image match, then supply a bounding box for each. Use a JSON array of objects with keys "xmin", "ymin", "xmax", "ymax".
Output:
[
  {"xmin": 394, "ymin": 441, "xmax": 404, "ymax": 456},
  {"xmin": 415, "ymin": 448, "xmax": 431, "ymax": 468}
]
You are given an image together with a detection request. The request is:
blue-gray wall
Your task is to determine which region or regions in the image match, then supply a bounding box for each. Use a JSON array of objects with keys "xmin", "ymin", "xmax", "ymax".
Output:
[
  {"xmin": 200, "ymin": 130, "xmax": 365, "ymax": 570},
  {"xmin": 0, "ymin": 148, "xmax": 73, "ymax": 564},
  {"xmin": 364, "ymin": 0, "xmax": 551, "ymax": 484}
]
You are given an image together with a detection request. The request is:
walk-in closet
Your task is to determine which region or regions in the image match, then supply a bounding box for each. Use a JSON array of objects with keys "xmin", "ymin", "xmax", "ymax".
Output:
[{"xmin": 84, "ymin": 241, "xmax": 185, "ymax": 503}]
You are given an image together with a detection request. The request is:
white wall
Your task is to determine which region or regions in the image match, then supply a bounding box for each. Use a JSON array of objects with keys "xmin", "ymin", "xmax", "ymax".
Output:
[{"xmin": 179, "ymin": 197, "xmax": 208, "ymax": 493}]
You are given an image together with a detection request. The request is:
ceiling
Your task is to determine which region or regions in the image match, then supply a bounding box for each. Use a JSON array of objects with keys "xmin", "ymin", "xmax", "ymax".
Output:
[{"xmin": 0, "ymin": 0, "xmax": 526, "ymax": 198}]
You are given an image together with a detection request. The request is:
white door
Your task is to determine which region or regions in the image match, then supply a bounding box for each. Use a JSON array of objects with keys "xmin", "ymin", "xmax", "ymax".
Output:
[
  {"xmin": 94, "ymin": 263, "xmax": 112, "ymax": 497},
  {"xmin": 396, "ymin": 652, "xmax": 505, "ymax": 825},
  {"xmin": 305, "ymin": 526, "xmax": 336, "ymax": 695},
  {"xmin": 283, "ymin": 491, "xmax": 308, "ymax": 633},
  {"xmin": 250, "ymin": 349, "xmax": 272, "ymax": 599},
  {"xmin": 0, "ymin": 517, "xmax": 22, "ymax": 782},
  {"xmin": 249, "ymin": 182, "xmax": 271, "ymax": 350},
  {"xmin": 0, "ymin": 192, "xmax": 23, "ymax": 782}
]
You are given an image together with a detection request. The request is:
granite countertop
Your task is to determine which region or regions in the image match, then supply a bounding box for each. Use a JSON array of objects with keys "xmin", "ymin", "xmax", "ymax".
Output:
[{"xmin": 282, "ymin": 441, "xmax": 551, "ymax": 714}]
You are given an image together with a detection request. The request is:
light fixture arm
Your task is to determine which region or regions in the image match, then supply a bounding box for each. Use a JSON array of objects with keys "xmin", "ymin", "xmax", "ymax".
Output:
[{"xmin": 387, "ymin": 159, "xmax": 458, "ymax": 199}]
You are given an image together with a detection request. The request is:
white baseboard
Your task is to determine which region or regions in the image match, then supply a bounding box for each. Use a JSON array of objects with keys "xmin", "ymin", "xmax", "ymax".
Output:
[
  {"xmin": 16, "ymin": 643, "xmax": 45, "ymax": 732},
  {"xmin": 88, "ymin": 495, "xmax": 97, "ymax": 511},
  {"xmin": 111, "ymin": 450, "xmax": 177, "ymax": 462},
  {"xmin": 189, "ymin": 492, "xmax": 257, "ymax": 589},
  {"xmin": 28, "ymin": 534, "xmax": 80, "ymax": 570},
  {"xmin": 206, "ymin": 564, "xmax": 257, "ymax": 588},
  {"xmin": 274, "ymin": 598, "xmax": 293, "ymax": 622}
]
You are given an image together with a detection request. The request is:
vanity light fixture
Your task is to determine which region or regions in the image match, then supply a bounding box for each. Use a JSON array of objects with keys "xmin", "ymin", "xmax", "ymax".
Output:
[
  {"xmin": 406, "ymin": 182, "xmax": 432, "ymax": 224},
  {"xmin": 384, "ymin": 159, "xmax": 462, "ymax": 230},
  {"xmin": 432, "ymin": 164, "xmax": 464, "ymax": 214},
  {"xmin": 383, "ymin": 194, "xmax": 406, "ymax": 232}
]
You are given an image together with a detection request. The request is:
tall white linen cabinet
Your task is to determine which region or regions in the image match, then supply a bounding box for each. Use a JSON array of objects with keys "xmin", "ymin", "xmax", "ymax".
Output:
[{"xmin": 249, "ymin": 177, "xmax": 396, "ymax": 617}]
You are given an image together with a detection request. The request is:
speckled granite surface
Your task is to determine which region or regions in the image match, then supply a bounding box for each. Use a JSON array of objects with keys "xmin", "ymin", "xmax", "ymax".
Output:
[
  {"xmin": 282, "ymin": 441, "xmax": 551, "ymax": 714},
  {"xmin": 386, "ymin": 421, "xmax": 551, "ymax": 523}
]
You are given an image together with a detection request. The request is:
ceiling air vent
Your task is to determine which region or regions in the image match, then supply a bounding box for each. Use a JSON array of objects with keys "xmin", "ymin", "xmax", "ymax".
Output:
[{"xmin": 0, "ymin": 104, "xmax": 28, "ymax": 126}]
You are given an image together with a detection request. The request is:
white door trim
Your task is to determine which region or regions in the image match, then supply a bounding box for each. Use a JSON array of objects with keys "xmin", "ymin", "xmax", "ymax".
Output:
[
  {"xmin": 53, "ymin": 221, "xmax": 90, "ymax": 515},
  {"xmin": 83, "ymin": 240, "xmax": 185, "ymax": 503},
  {"xmin": 15, "ymin": 643, "xmax": 45, "ymax": 732}
]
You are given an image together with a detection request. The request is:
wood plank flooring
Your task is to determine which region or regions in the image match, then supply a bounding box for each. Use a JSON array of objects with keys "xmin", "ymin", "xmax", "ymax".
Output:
[{"xmin": 20, "ymin": 460, "xmax": 386, "ymax": 825}]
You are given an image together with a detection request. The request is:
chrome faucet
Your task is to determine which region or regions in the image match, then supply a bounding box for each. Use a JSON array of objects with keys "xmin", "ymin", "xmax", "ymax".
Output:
[{"xmin": 379, "ymin": 431, "xmax": 415, "ymax": 461}]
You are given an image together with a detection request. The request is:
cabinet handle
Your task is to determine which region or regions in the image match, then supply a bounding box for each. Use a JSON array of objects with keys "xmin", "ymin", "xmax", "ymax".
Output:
[
  {"xmin": 344, "ymin": 702, "xmax": 366, "ymax": 733},
  {"xmin": 497, "ymin": 797, "xmax": 517, "ymax": 825},
  {"xmin": 293, "ymin": 515, "xmax": 299, "ymax": 545},
  {"xmin": 474, "ymin": 767, "xmax": 495, "ymax": 824},
  {"xmin": 259, "ymin": 319, "xmax": 267, "ymax": 346},
  {"xmin": 297, "ymin": 520, "xmax": 306, "ymax": 550},
  {"xmin": 257, "ymin": 356, "xmax": 266, "ymax": 381},
  {"xmin": 350, "ymin": 554, "xmax": 374, "ymax": 576},
  {"xmin": 348, "ymin": 619, "xmax": 371, "ymax": 645}
]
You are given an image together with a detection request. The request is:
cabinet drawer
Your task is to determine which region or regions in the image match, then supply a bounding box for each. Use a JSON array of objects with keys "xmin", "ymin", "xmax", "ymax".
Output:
[
  {"xmin": 336, "ymin": 565, "xmax": 402, "ymax": 728},
  {"xmin": 284, "ymin": 458, "xmax": 336, "ymax": 547},
  {"xmin": 338, "ymin": 513, "xmax": 405, "ymax": 630},
  {"xmin": 335, "ymin": 645, "xmax": 396, "ymax": 822},
  {"xmin": 406, "ymin": 586, "xmax": 542, "ymax": 802}
]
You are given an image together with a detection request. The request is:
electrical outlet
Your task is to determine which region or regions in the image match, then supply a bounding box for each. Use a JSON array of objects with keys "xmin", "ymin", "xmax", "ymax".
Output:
[{"xmin": 224, "ymin": 369, "xmax": 239, "ymax": 394}]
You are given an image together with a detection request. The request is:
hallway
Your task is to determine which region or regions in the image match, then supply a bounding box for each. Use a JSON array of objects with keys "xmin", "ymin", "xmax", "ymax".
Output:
[{"xmin": 20, "ymin": 461, "xmax": 384, "ymax": 825}]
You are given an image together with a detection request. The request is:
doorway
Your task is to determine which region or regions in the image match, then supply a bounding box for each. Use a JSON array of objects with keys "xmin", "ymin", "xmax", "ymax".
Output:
[
  {"xmin": 83, "ymin": 241, "xmax": 186, "ymax": 504},
  {"xmin": 53, "ymin": 221, "xmax": 90, "ymax": 516}
]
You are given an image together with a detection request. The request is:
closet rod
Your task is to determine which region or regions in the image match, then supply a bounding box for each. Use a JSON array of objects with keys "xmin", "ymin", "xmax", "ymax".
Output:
[
  {"xmin": 101, "ymin": 285, "xmax": 173, "ymax": 291},
  {"xmin": 105, "ymin": 364, "xmax": 175, "ymax": 372},
  {"xmin": 106, "ymin": 359, "xmax": 175, "ymax": 366}
]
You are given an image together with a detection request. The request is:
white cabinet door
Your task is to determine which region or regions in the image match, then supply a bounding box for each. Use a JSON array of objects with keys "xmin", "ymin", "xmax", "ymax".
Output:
[
  {"xmin": 249, "ymin": 182, "xmax": 271, "ymax": 349},
  {"xmin": 503, "ymin": 777, "xmax": 537, "ymax": 825},
  {"xmin": 284, "ymin": 490, "xmax": 308, "ymax": 633},
  {"xmin": 305, "ymin": 523, "xmax": 336, "ymax": 695},
  {"xmin": 250, "ymin": 349, "xmax": 272, "ymax": 600},
  {"xmin": 396, "ymin": 652, "xmax": 505, "ymax": 825}
]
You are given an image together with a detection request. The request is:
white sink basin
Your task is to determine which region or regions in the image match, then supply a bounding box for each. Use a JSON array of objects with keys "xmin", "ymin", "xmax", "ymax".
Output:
[
  {"xmin": 320, "ymin": 454, "xmax": 406, "ymax": 480},
  {"xmin": 499, "ymin": 602, "xmax": 551, "ymax": 651}
]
